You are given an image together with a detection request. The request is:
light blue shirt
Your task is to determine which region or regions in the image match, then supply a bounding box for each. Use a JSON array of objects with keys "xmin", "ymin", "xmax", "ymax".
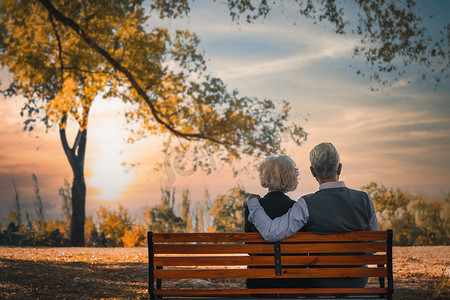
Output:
[{"xmin": 247, "ymin": 181, "xmax": 379, "ymax": 242}]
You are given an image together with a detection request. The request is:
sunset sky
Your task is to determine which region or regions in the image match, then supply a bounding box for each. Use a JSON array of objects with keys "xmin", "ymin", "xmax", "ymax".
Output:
[{"xmin": 1, "ymin": 2, "xmax": 449, "ymax": 222}]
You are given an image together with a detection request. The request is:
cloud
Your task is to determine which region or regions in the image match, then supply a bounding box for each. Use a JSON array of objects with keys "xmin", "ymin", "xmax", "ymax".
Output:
[
  {"xmin": 215, "ymin": 37, "xmax": 355, "ymax": 80},
  {"xmin": 199, "ymin": 19, "xmax": 359, "ymax": 81}
]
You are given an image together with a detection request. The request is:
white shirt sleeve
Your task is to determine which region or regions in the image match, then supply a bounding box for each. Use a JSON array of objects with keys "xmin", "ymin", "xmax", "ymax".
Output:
[{"xmin": 247, "ymin": 197, "xmax": 309, "ymax": 242}]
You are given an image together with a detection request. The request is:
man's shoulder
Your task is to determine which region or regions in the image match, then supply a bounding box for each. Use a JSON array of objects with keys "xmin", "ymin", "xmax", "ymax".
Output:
[
  {"xmin": 302, "ymin": 192, "xmax": 315, "ymax": 198},
  {"xmin": 306, "ymin": 187, "xmax": 369, "ymax": 199},
  {"xmin": 346, "ymin": 187, "xmax": 370, "ymax": 197}
]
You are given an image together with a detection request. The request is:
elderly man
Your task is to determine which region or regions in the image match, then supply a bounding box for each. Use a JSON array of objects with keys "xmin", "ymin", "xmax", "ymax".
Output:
[{"xmin": 245, "ymin": 142, "xmax": 379, "ymax": 288}]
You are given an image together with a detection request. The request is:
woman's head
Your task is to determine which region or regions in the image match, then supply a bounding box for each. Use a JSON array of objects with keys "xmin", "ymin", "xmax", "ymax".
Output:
[{"xmin": 258, "ymin": 155, "xmax": 299, "ymax": 193}]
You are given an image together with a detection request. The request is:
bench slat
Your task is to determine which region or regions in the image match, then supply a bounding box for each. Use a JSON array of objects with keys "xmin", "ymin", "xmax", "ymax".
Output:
[
  {"xmin": 154, "ymin": 242, "xmax": 386, "ymax": 254},
  {"xmin": 152, "ymin": 231, "xmax": 387, "ymax": 243},
  {"xmin": 154, "ymin": 287, "xmax": 390, "ymax": 297},
  {"xmin": 154, "ymin": 255, "xmax": 387, "ymax": 266},
  {"xmin": 154, "ymin": 267, "xmax": 387, "ymax": 279}
]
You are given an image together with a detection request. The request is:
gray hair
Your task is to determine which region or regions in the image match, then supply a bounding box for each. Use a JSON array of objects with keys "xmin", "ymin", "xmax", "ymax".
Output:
[
  {"xmin": 309, "ymin": 142, "xmax": 340, "ymax": 179},
  {"xmin": 259, "ymin": 155, "xmax": 299, "ymax": 193}
]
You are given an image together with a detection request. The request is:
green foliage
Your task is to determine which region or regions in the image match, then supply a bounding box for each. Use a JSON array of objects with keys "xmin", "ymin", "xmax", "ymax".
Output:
[
  {"xmin": 210, "ymin": 185, "xmax": 245, "ymax": 232},
  {"xmin": 363, "ymin": 182, "xmax": 450, "ymax": 246}
]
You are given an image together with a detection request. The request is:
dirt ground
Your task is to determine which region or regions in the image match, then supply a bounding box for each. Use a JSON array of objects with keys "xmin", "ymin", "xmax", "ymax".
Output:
[{"xmin": 0, "ymin": 246, "xmax": 448, "ymax": 299}]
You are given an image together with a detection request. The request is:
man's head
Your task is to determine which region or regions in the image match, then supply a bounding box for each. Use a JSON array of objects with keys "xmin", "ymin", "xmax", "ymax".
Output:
[
  {"xmin": 259, "ymin": 155, "xmax": 299, "ymax": 193},
  {"xmin": 309, "ymin": 142, "xmax": 342, "ymax": 183}
]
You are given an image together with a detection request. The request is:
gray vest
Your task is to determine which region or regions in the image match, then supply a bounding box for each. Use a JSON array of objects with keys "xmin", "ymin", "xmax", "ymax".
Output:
[
  {"xmin": 300, "ymin": 186, "xmax": 373, "ymax": 288},
  {"xmin": 301, "ymin": 186, "xmax": 373, "ymax": 234}
]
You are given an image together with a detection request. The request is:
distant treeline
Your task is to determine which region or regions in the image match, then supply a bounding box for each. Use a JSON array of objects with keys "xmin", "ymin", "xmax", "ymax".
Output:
[
  {"xmin": 363, "ymin": 182, "xmax": 449, "ymax": 246},
  {"xmin": 0, "ymin": 174, "xmax": 244, "ymax": 247},
  {"xmin": 1, "ymin": 176, "xmax": 448, "ymax": 247}
]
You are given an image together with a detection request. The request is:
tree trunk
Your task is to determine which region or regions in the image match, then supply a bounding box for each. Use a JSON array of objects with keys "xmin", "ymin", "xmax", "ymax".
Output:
[
  {"xmin": 60, "ymin": 122, "xmax": 88, "ymax": 247},
  {"xmin": 70, "ymin": 166, "xmax": 86, "ymax": 246}
]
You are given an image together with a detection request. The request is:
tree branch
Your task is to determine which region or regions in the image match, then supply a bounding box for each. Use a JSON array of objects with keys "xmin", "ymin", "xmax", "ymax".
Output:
[
  {"xmin": 37, "ymin": 0, "xmax": 231, "ymax": 148},
  {"xmin": 72, "ymin": 127, "xmax": 83, "ymax": 153},
  {"xmin": 76, "ymin": 129, "xmax": 87, "ymax": 171},
  {"xmin": 49, "ymin": 13, "xmax": 64, "ymax": 88},
  {"xmin": 62, "ymin": 66, "xmax": 111, "ymax": 74},
  {"xmin": 73, "ymin": 105, "xmax": 90, "ymax": 164},
  {"xmin": 59, "ymin": 114, "xmax": 77, "ymax": 169}
]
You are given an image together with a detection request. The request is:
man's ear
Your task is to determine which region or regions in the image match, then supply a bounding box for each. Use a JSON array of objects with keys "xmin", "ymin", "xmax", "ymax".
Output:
[
  {"xmin": 310, "ymin": 166, "xmax": 316, "ymax": 177},
  {"xmin": 337, "ymin": 163, "xmax": 342, "ymax": 176}
]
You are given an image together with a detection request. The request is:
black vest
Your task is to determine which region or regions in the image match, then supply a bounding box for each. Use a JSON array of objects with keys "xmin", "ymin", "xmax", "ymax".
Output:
[
  {"xmin": 244, "ymin": 191, "xmax": 310, "ymax": 288},
  {"xmin": 244, "ymin": 191, "xmax": 296, "ymax": 233}
]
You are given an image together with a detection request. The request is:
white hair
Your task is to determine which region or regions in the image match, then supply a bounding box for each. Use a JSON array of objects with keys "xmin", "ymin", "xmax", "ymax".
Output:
[
  {"xmin": 259, "ymin": 155, "xmax": 299, "ymax": 193},
  {"xmin": 309, "ymin": 142, "xmax": 340, "ymax": 179}
]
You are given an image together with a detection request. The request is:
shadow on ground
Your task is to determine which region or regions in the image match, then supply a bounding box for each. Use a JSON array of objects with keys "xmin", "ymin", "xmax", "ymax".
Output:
[
  {"xmin": 0, "ymin": 258, "xmax": 148, "ymax": 299},
  {"xmin": 1, "ymin": 257, "xmax": 448, "ymax": 299}
]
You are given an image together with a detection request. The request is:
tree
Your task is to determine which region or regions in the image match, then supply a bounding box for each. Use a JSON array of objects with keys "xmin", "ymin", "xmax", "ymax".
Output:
[
  {"xmin": 7, "ymin": 181, "xmax": 22, "ymax": 229},
  {"xmin": 24, "ymin": 211, "xmax": 34, "ymax": 242},
  {"xmin": 223, "ymin": 0, "xmax": 449, "ymax": 87},
  {"xmin": 181, "ymin": 189, "xmax": 193, "ymax": 232},
  {"xmin": 121, "ymin": 229, "xmax": 140, "ymax": 248},
  {"xmin": 144, "ymin": 186, "xmax": 186, "ymax": 233},
  {"xmin": 363, "ymin": 182, "xmax": 449, "ymax": 245},
  {"xmin": 97, "ymin": 205, "xmax": 134, "ymax": 247},
  {"xmin": 0, "ymin": 0, "xmax": 306, "ymax": 246},
  {"xmin": 190, "ymin": 188, "xmax": 214, "ymax": 232},
  {"xmin": 59, "ymin": 178, "xmax": 72, "ymax": 237},
  {"xmin": 84, "ymin": 215, "xmax": 100, "ymax": 246},
  {"xmin": 1, "ymin": 0, "xmax": 447, "ymax": 245},
  {"xmin": 0, "ymin": 1, "xmax": 116, "ymax": 245},
  {"xmin": 32, "ymin": 174, "xmax": 46, "ymax": 238},
  {"xmin": 211, "ymin": 185, "xmax": 245, "ymax": 232},
  {"xmin": 3, "ymin": 182, "xmax": 23, "ymax": 246}
]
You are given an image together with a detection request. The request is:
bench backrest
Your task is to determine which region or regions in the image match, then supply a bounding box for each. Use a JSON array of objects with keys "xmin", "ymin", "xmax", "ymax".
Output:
[{"xmin": 148, "ymin": 230, "xmax": 393, "ymax": 299}]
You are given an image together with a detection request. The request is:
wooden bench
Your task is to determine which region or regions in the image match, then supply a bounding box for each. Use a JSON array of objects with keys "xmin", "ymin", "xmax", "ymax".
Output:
[{"xmin": 148, "ymin": 230, "xmax": 393, "ymax": 299}]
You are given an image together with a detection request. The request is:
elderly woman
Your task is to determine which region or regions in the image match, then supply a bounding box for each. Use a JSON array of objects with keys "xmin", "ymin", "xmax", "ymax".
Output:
[{"xmin": 244, "ymin": 155, "xmax": 309, "ymax": 288}]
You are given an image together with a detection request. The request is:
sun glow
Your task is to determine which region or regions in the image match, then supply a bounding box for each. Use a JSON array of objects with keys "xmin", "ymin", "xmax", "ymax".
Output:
[{"xmin": 85, "ymin": 99, "xmax": 136, "ymax": 201}]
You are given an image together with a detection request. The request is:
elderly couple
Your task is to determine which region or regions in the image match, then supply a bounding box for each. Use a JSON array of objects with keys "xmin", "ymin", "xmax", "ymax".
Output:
[{"xmin": 244, "ymin": 142, "xmax": 379, "ymax": 289}]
